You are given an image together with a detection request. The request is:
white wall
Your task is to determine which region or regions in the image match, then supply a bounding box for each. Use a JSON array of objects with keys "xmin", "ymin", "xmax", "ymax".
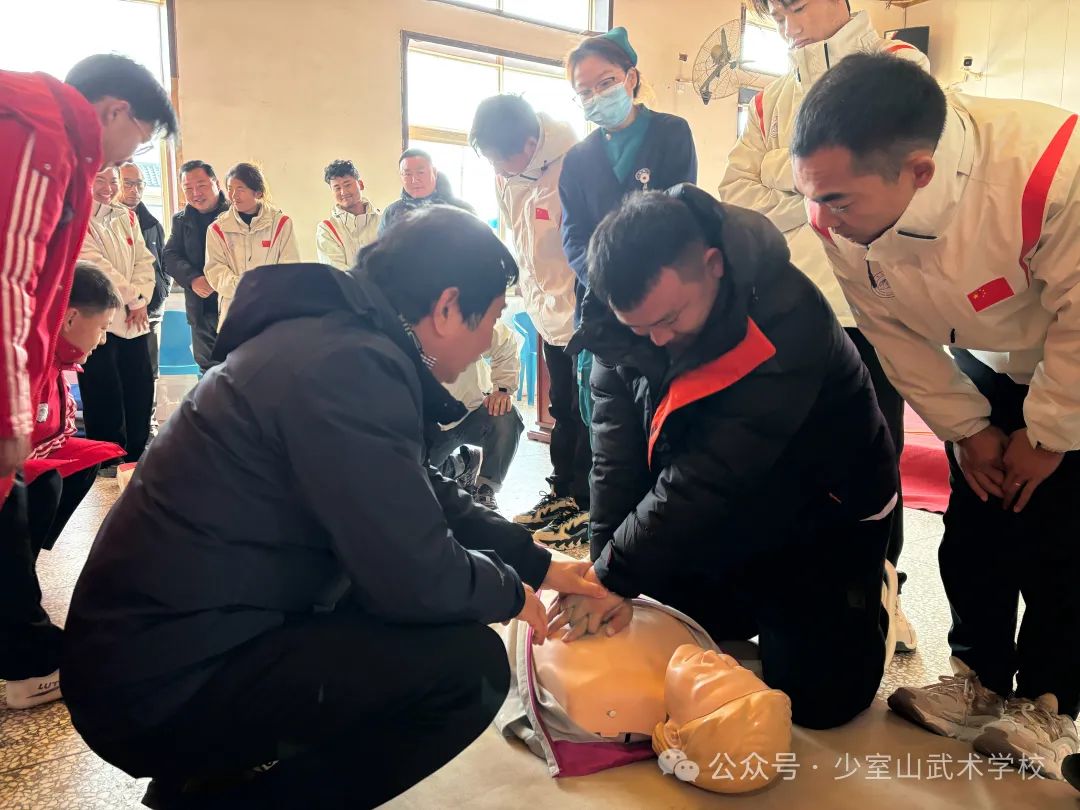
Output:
[{"xmin": 902, "ymin": 0, "xmax": 1080, "ymax": 111}]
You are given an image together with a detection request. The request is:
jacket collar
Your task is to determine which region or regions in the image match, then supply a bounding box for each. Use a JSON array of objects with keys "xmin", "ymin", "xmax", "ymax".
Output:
[
  {"xmin": 859, "ymin": 103, "xmax": 974, "ymax": 257},
  {"xmin": 90, "ymin": 200, "xmax": 125, "ymax": 221},
  {"xmin": 185, "ymin": 192, "xmax": 229, "ymax": 220},
  {"xmin": 220, "ymin": 202, "xmax": 276, "ymax": 233},
  {"xmin": 570, "ymin": 184, "xmax": 788, "ymax": 389},
  {"xmin": 332, "ymin": 199, "xmax": 378, "ymax": 226},
  {"xmin": 212, "ymin": 263, "xmax": 467, "ymax": 426},
  {"xmin": 792, "ymin": 11, "xmax": 876, "ymax": 88},
  {"xmin": 130, "ymin": 201, "xmax": 160, "ymax": 231}
]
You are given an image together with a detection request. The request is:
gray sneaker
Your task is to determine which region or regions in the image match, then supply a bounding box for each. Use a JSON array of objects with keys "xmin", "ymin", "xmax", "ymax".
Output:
[
  {"xmin": 974, "ymin": 696, "xmax": 1080, "ymax": 780},
  {"xmin": 473, "ymin": 483, "xmax": 499, "ymax": 511},
  {"xmin": 888, "ymin": 657, "xmax": 1005, "ymax": 741},
  {"xmin": 441, "ymin": 445, "xmax": 482, "ymax": 493}
]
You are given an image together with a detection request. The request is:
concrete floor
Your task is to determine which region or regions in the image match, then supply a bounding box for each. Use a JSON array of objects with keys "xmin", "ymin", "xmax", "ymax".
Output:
[{"xmin": 0, "ymin": 386, "xmax": 1073, "ymax": 809}]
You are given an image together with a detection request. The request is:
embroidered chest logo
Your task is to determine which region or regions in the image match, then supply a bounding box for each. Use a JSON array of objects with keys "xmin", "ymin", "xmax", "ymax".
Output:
[
  {"xmin": 635, "ymin": 168, "xmax": 651, "ymax": 190},
  {"xmin": 869, "ymin": 267, "xmax": 895, "ymax": 298}
]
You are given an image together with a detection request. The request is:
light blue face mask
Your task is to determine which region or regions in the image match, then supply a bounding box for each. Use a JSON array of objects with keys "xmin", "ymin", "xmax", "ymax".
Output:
[{"xmin": 583, "ymin": 82, "xmax": 634, "ymax": 130}]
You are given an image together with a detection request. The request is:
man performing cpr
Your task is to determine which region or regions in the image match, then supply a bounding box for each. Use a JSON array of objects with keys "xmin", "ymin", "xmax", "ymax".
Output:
[{"xmin": 549, "ymin": 185, "xmax": 899, "ymax": 730}]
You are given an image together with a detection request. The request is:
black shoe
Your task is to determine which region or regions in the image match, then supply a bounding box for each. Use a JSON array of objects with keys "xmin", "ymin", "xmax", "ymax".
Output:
[
  {"xmin": 97, "ymin": 464, "xmax": 118, "ymax": 479},
  {"xmin": 532, "ymin": 509, "xmax": 590, "ymax": 548}
]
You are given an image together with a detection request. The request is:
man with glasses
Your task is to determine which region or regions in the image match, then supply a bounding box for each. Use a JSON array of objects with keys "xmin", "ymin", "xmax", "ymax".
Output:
[
  {"xmin": 0, "ymin": 53, "xmax": 176, "ymax": 709},
  {"xmin": 118, "ymin": 162, "xmax": 168, "ymax": 432},
  {"xmin": 378, "ymin": 149, "xmax": 476, "ymax": 236}
]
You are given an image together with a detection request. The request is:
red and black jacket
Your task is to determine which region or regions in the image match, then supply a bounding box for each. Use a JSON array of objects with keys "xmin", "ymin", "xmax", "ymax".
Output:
[{"xmin": 569, "ymin": 185, "xmax": 899, "ymax": 598}]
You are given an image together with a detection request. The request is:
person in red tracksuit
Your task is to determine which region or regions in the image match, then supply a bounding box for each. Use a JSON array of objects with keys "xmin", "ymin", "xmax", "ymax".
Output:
[{"xmin": 0, "ymin": 54, "xmax": 177, "ymax": 709}]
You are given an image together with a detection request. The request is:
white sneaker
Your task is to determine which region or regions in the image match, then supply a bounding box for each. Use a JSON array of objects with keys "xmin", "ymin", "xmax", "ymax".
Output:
[
  {"xmin": 893, "ymin": 594, "xmax": 918, "ymax": 653},
  {"xmin": 888, "ymin": 657, "xmax": 1005, "ymax": 741},
  {"xmin": 973, "ymin": 695, "xmax": 1080, "ymax": 780},
  {"xmin": 4, "ymin": 670, "xmax": 62, "ymax": 709},
  {"xmin": 882, "ymin": 561, "xmax": 899, "ymax": 672}
]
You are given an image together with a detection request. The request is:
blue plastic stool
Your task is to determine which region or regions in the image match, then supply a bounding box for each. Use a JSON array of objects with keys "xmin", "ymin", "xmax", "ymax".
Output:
[
  {"xmin": 511, "ymin": 311, "xmax": 537, "ymax": 406},
  {"xmin": 159, "ymin": 309, "xmax": 200, "ymax": 376}
]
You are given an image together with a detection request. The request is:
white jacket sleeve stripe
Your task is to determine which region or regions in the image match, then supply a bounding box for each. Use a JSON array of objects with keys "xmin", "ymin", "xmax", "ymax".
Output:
[
  {"xmin": 1019, "ymin": 114, "xmax": 1079, "ymax": 285},
  {"xmin": 1, "ymin": 135, "xmax": 44, "ymax": 437}
]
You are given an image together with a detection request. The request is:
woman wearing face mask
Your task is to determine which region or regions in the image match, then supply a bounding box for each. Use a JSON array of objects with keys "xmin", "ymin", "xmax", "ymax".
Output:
[
  {"xmin": 537, "ymin": 27, "xmax": 697, "ymax": 550},
  {"xmin": 204, "ymin": 162, "xmax": 300, "ymax": 326}
]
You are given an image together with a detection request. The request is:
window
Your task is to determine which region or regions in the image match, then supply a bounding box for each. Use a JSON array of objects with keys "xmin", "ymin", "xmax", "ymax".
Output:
[
  {"xmin": 736, "ymin": 87, "xmax": 761, "ymax": 138},
  {"xmin": 404, "ymin": 36, "xmax": 588, "ymax": 235},
  {"xmin": 433, "ymin": 0, "xmax": 610, "ymax": 33},
  {"xmin": 740, "ymin": 19, "xmax": 790, "ymax": 78},
  {"xmin": 0, "ymin": 0, "xmax": 175, "ymax": 223}
]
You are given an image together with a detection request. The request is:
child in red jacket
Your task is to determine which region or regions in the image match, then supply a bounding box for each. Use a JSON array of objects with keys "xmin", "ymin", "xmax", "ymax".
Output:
[{"xmin": 1, "ymin": 263, "xmax": 125, "ymax": 708}]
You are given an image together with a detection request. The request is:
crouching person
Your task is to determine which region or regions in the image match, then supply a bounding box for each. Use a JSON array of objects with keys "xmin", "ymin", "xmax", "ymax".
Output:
[
  {"xmin": 550, "ymin": 186, "xmax": 899, "ymax": 730},
  {"xmin": 61, "ymin": 208, "xmax": 606, "ymax": 808}
]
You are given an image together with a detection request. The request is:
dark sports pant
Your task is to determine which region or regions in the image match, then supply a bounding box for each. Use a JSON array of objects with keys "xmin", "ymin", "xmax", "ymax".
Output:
[
  {"xmin": 543, "ymin": 342, "xmax": 591, "ymax": 508},
  {"xmin": 0, "ymin": 466, "xmax": 98, "ymax": 679},
  {"xmin": 71, "ymin": 615, "xmax": 511, "ymax": 809},
  {"xmin": 644, "ymin": 515, "xmax": 893, "ymax": 730},
  {"xmin": 79, "ymin": 332, "xmax": 154, "ymax": 463},
  {"xmin": 941, "ymin": 350, "xmax": 1080, "ymax": 718}
]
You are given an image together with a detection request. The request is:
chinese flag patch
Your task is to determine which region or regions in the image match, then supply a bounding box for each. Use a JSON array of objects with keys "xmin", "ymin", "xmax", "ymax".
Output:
[
  {"xmin": 967, "ymin": 277, "xmax": 1015, "ymax": 313},
  {"xmin": 126, "ymin": 237, "xmax": 133, "ymax": 246},
  {"xmin": 261, "ymin": 240, "xmax": 271, "ymax": 248},
  {"xmin": 535, "ymin": 208, "xmax": 550, "ymax": 221}
]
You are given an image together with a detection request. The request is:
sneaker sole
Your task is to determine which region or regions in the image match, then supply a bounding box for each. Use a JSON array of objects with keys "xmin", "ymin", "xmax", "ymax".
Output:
[
  {"xmin": 534, "ymin": 533, "xmax": 588, "ymax": 550},
  {"xmin": 973, "ymin": 726, "xmax": 1063, "ymax": 780},
  {"xmin": 886, "ymin": 690, "xmax": 996, "ymax": 742}
]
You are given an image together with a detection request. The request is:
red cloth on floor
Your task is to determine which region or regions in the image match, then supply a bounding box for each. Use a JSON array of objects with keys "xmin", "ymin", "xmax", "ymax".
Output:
[
  {"xmin": 900, "ymin": 406, "xmax": 950, "ymax": 514},
  {"xmin": 22, "ymin": 437, "xmax": 125, "ymax": 485}
]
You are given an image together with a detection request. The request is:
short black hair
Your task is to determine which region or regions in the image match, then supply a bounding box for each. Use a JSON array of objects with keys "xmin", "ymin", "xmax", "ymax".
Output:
[
  {"xmin": 226, "ymin": 162, "xmax": 267, "ymax": 195},
  {"xmin": 791, "ymin": 53, "xmax": 947, "ymax": 179},
  {"xmin": 399, "ymin": 148, "xmax": 433, "ymax": 165},
  {"xmin": 324, "ymin": 159, "xmax": 360, "ymax": 184},
  {"xmin": 469, "ymin": 95, "xmax": 541, "ymax": 159},
  {"xmin": 180, "ymin": 159, "xmax": 217, "ymax": 180},
  {"xmin": 749, "ymin": 0, "xmax": 850, "ymax": 17},
  {"xmin": 588, "ymin": 192, "xmax": 706, "ymax": 312},
  {"xmin": 65, "ymin": 54, "xmax": 178, "ymax": 138},
  {"xmin": 358, "ymin": 206, "xmax": 518, "ymax": 325},
  {"xmin": 69, "ymin": 262, "xmax": 122, "ymax": 312}
]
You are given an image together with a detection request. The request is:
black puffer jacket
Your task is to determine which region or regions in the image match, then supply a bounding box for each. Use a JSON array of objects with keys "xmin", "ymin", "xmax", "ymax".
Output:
[
  {"xmin": 569, "ymin": 184, "xmax": 898, "ymax": 598},
  {"xmin": 133, "ymin": 202, "xmax": 169, "ymax": 315},
  {"xmin": 378, "ymin": 174, "xmax": 476, "ymax": 236},
  {"xmin": 63, "ymin": 262, "xmax": 550, "ymax": 736},
  {"xmin": 162, "ymin": 192, "xmax": 229, "ymax": 295}
]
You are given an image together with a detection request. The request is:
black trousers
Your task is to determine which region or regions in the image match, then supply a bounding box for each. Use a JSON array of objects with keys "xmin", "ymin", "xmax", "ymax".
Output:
[
  {"xmin": 543, "ymin": 342, "xmax": 591, "ymax": 508},
  {"xmin": 942, "ymin": 351, "xmax": 1080, "ymax": 718},
  {"xmin": 0, "ymin": 466, "xmax": 98, "ymax": 679},
  {"xmin": 644, "ymin": 515, "xmax": 892, "ymax": 730},
  {"xmin": 79, "ymin": 332, "xmax": 154, "ymax": 463},
  {"xmin": 184, "ymin": 289, "xmax": 219, "ymax": 373},
  {"xmin": 846, "ymin": 328, "xmax": 906, "ymax": 577},
  {"xmin": 76, "ymin": 615, "xmax": 510, "ymax": 809}
]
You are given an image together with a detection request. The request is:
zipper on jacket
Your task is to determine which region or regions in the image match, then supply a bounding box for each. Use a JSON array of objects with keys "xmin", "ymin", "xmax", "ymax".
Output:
[
  {"xmin": 824, "ymin": 42, "xmax": 831, "ymax": 69},
  {"xmin": 866, "ymin": 260, "xmax": 877, "ymax": 290},
  {"xmin": 949, "ymin": 328, "xmax": 956, "ymax": 344}
]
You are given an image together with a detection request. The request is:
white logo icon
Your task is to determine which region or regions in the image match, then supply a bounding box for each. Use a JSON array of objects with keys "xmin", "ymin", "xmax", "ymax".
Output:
[{"xmin": 658, "ymin": 748, "xmax": 700, "ymax": 782}]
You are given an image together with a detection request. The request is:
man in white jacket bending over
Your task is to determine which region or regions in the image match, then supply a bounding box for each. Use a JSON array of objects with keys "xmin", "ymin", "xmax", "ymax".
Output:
[
  {"xmin": 719, "ymin": 0, "xmax": 929, "ymax": 654},
  {"xmin": 77, "ymin": 167, "xmax": 156, "ymax": 469},
  {"xmin": 792, "ymin": 52, "xmax": 1080, "ymax": 781},
  {"xmin": 428, "ymin": 321, "xmax": 523, "ymax": 512},
  {"xmin": 316, "ymin": 159, "xmax": 381, "ymax": 270},
  {"xmin": 470, "ymin": 95, "xmax": 591, "ymax": 543}
]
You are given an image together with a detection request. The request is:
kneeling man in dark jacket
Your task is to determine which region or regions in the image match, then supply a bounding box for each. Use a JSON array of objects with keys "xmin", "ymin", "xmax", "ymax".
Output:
[
  {"xmin": 62, "ymin": 208, "xmax": 605, "ymax": 808},
  {"xmin": 549, "ymin": 185, "xmax": 899, "ymax": 730}
]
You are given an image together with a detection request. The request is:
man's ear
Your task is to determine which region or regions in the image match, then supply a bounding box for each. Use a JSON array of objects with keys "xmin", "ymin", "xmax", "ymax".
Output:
[
  {"xmin": 358, "ymin": 179, "xmax": 365, "ymax": 191},
  {"xmin": 909, "ymin": 153, "xmax": 936, "ymax": 190},
  {"xmin": 62, "ymin": 307, "xmax": 79, "ymax": 332},
  {"xmin": 703, "ymin": 246, "xmax": 725, "ymax": 280},
  {"xmin": 431, "ymin": 287, "xmax": 461, "ymax": 336}
]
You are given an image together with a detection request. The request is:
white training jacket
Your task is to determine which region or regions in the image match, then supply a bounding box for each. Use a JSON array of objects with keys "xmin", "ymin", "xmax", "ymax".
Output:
[
  {"xmin": 205, "ymin": 202, "xmax": 300, "ymax": 326},
  {"xmin": 441, "ymin": 321, "xmax": 521, "ymax": 430},
  {"xmin": 718, "ymin": 11, "xmax": 929, "ymax": 327},
  {"xmin": 496, "ymin": 113, "xmax": 579, "ymax": 347},
  {"xmin": 315, "ymin": 201, "xmax": 381, "ymax": 270},
  {"xmin": 816, "ymin": 94, "xmax": 1080, "ymax": 453},
  {"xmin": 78, "ymin": 202, "xmax": 155, "ymax": 339}
]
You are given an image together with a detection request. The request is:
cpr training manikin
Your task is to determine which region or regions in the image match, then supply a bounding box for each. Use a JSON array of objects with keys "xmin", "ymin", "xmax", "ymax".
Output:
[{"xmin": 497, "ymin": 593, "xmax": 792, "ymax": 795}]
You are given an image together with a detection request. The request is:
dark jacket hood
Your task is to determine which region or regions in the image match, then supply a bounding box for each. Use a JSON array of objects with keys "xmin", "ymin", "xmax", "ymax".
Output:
[
  {"xmin": 212, "ymin": 263, "xmax": 467, "ymax": 426},
  {"xmin": 401, "ymin": 172, "xmax": 461, "ymax": 204},
  {"xmin": 568, "ymin": 184, "xmax": 792, "ymax": 379}
]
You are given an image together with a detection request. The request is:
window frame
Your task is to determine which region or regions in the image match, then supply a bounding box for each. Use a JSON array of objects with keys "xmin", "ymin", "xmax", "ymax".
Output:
[{"xmin": 426, "ymin": 0, "xmax": 612, "ymax": 35}]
